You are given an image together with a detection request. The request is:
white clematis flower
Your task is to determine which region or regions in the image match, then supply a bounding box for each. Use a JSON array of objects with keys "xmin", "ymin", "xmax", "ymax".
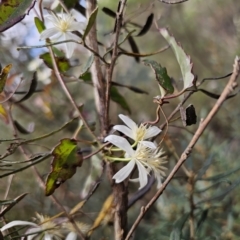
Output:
[
  {"xmin": 40, "ymin": 10, "xmax": 85, "ymax": 58},
  {"xmin": 1, "ymin": 213, "xmax": 63, "ymax": 240},
  {"xmin": 105, "ymin": 135, "xmax": 167, "ymax": 189},
  {"xmin": 113, "ymin": 114, "xmax": 161, "ymax": 144}
]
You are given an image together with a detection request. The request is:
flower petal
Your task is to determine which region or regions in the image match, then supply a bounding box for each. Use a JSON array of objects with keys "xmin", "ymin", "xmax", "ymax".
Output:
[
  {"xmin": 140, "ymin": 141, "xmax": 157, "ymax": 149},
  {"xmin": 136, "ymin": 161, "xmax": 149, "ymax": 189},
  {"xmin": 144, "ymin": 126, "xmax": 162, "ymax": 139},
  {"xmin": 24, "ymin": 227, "xmax": 41, "ymax": 240},
  {"xmin": 66, "ymin": 232, "xmax": 78, "ymax": 240},
  {"xmin": 1, "ymin": 221, "xmax": 38, "ymax": 232},
  {"xmin": 113, "ymin": 159, "xmax": 136, "ymax": 183},
  {"xmin": 105, "ymin": 135, "xmax": 134, "ymax": 156},
  {"xmin": 45, "ymin": 233, "xmax": 53, "ymax": 240},
  {"xmin": 40, "ymin": 28, "xmax": 59, "ymax": 40},
  {"xmin": 113, "ymin": 125, "xmax": 134, "ymax": 139},
  {"xmin": 118, "ymin": 114, "xmax": 137, "ymax": 131}
]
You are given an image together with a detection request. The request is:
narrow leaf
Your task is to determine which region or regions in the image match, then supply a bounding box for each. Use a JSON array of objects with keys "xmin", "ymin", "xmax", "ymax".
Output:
[
  {"xmin": 110, "ymin": 86, "xmax": 131, "ymax": 113},
  {"xmin": 143, "ymin": 60, "xmax": 174, "ymax": 96},
  {"xmin": 88, "ymin": 195, "xmax": 113, "ymax": 236},
  {"xmin": 0, "ymin": 104, "xmax": 9, "ymax": 124},
  {"xmin": 199, "ymin": 88, "xmax": 238, "ymax": 100},
  {"xmin": 170, "ymin": 213, "xmax": 190, "ymax": 240},
  {"xmin": 34, "ymin": 17, "xmax": 45, "ymax": 33},
  {"xmin": 45, "ymin": 138, "xmax": 83, "ymax": 196},
  {"xmin": 13, "ymin": 120, "xmax": 34, "ymax": 134},
  {"xmin": 79, "ymin": 54, "xmax": 94, "ymax": 77},
  {"xmin": 128, "ymin": 36, "xmax": 140, "ymax": 62},
  {"xmin": 137, "ymin": 13, "xmax": 154, "ymax": 37},
  {"xmin": 0, "ymin": 0, "xmax": 36, "ymax": 32},
  {"xmin": 82, "ymin": 6, "xmax": 98, "ymax": 41},
  {"xmin": 112, "ymin": 82, "xmax": 148, "ymax": 94},
  {"xmin": 159, "ymin": 28, "xmax": 195, "ymax": 90},
  {"xmin": 15, "ymin": 72, "xmax": 37, "ymax": 103},
  {"xmin": 40, "ymin": 53, "xmax": 71, "ymax": 72},
  {"xmin": 0, "ymin": 193, "xmax": 28, "ymax": 217},
  {"xmin": 102, "ymin": 7, "xmax": 116, "ymax": 18},
  {"xmin": 0, "ymin": 64, "xmax": 12, "ymax": 93}
]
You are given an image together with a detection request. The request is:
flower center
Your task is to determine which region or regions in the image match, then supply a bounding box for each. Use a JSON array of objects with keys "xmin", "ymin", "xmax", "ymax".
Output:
[
  {"xmin": 59, "ymin": 19, "xmax": 70, "ymax": 32},
  {"xmin": 135, "ymin": 124, "xmax": 147, "ymax": 141}
]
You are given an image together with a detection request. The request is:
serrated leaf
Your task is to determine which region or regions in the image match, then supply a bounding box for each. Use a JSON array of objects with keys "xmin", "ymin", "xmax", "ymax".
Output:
[
  {"xmin": 15, "ymin": 72, "xmax": 37, "ymax": 103},
  {"xmin": 0, "ymin": 104, "xmax": 9, "ymax": 124},
  {"xmin": 137, "ymin": 13, "xmax": 154, "ymax": 37},
  {"xmin": 82, "ymin": 6, "xmax": 98, "ymax": 41},
  {"xmin": 40, "ymin": 52, "xmax": 71, "ymax": 72},
  {"xmin": 34, "ymin": 17, "xmax": 45, "ymax": 33},
  {"xmin": 0, "ymin": 64, "xmax": 12, "ymax": 93},
  {"xmin": 45, "ymin": 138, "xmax": 83, "ymax": 196},
  {"xmin": 0, "ymin": 0, "xmax": 36, "ymax": 32},
  {"xmin": 159, "ymin": 28, "xmax": 195, "ymax": 90},
  {"xmin": 143, "ymin": 60, "xmax": 174, "ymax": 97},
  {"xmin": 79, "ymin": 54, "xmax": 94, "ymax": 77},
  {"xmin": 170, "ymin": 213, "xmax": 190, "ymax": 240},
  {"xmin": 110, "ymin": 86, "xmax": 131, "ymax": 113}
]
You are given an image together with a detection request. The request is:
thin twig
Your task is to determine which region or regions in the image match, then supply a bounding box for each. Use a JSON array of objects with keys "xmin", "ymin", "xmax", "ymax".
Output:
[
  {"xmin": 48, "ymin": 46, "xmax": 97, "ymax": 141},
  {"xmin": 158, "ymin": 0, "xmax": 188, "ymax": 4},
  {"xmin": 86, "ymin": 0, "xmax": 106, "ymax": 136},
  {"xmin": 104, "ymin": 1, "xmax": 129, "ymax": 240},
  {"xmin": 125, "ymin": 57, "xmax": 240, "ymax": 240}
]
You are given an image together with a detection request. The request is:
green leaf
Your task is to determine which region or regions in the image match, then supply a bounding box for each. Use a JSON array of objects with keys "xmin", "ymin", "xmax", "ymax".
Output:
[
  {"xmin": 82, "ymin": 6, "xmax": 98, "ymax": 41},
  {"xmin": 40, "ymin": 52, "xmax": 71, "ymax": 72},
  {"xmin": 0, "ymin": 64, "xmax": 12, "ymax": 93},
  {"xmin": 159, "ymin": 28, "xmax": 195, "ymax": 90},
  {"xmin": 45, "ymin": 138, "xmax": 83, "ymax": 196},
  {"xmin": 80, "ymin": 72, "xmax": 92, "ymax": 82},
  {"xmin": 15, "ymin": 71, "xmax": 37, "ymax": 103},
  {"xmin": 79, "ymin": 54, "xmax": 94, "ymax": 77},
  {"xmin": 34, "ymin": 17, "xmax": 45, "ymax": 33},
  {"xmin": 63, "ymin": 0, "xmax": 78, "ymax": 9},
  {"xmin": 170, "ymin": 213, "xmax": 190, "ymax": 240},
  {"xmin": 143, "ymin": 59, "xmax": 174, "ymax": 97},
  {"xmin": 0, "ymin": 0, "xmax": 35, "ymax": 32},
  {"xmin": 110, "ymin": 86, "xmax": 131, "ymax": 113}
]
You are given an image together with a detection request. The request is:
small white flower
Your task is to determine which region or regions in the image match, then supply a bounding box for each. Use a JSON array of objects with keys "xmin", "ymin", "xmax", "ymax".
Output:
[
  {"xmin": 105, "ymin": 135, "xmax": 167, "ymax": 189},
  {"xmin": 1, "ymin": 213, "xmax": 63, "ymax": 240},
  {"xmin": 40, "ymin": 10, "xmax": 85, "ymax": 58},
  {"xmin": 113, "ymin": 114, "xmax": 161, "ymax": 144}
]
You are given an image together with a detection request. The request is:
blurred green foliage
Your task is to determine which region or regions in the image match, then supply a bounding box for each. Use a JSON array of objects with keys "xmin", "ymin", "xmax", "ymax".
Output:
[{"xmin": 0, "ymin": 0, "xmax": 240, "ymax": 239}]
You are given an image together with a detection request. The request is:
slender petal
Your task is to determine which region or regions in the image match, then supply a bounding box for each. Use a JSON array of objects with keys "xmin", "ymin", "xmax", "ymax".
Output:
[
  {"xmin": 105, "ymin": 135, "xmax": 134, "ymax": 156},
  {"xmin": 113, "ymin": 159, "xmax": 136, "ymax": 183},
  {"xmin": 45, "ymin": 233, "xmax": 53, "ymax": 240},
  {"xmin": 144, "ymin": 126, "xmax": 161, "ymax": 139},
  {"xmin": 118, "ymin": 114, "xmax": 137, "ymax": 131},
  {"xmin": 40, "ymin": 28, "xmax": 60, "ymax": 40},
  {"xmin": 140, "ymin": 141, "xmax": 157, "ymax": 149},
  {"xmin": 113, "ymin": 125, "xmax": 134, "ymax": 139},
  {"xmin": 1, "ymin": 221, "xmax": 38, "ymax": 232},
  {"xmin": 135, "ymin": 161, "xmax": 149, "ymax": 189},
  {"xmin": 66, "ymin": 232, "xmax": 78, "ymax": 240}
]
